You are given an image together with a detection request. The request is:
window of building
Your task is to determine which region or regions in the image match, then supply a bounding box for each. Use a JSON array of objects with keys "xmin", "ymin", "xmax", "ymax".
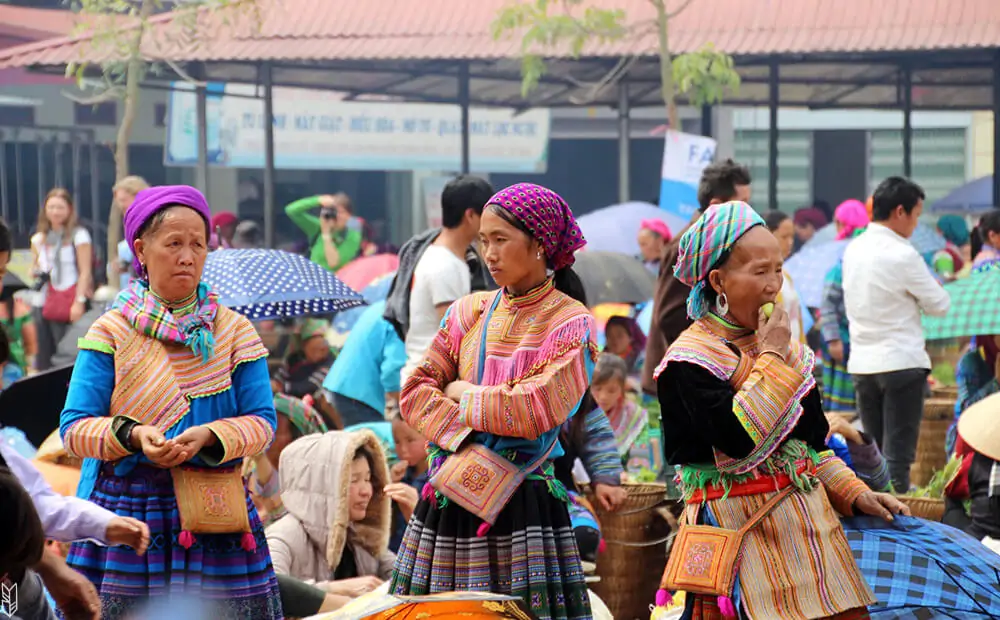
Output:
[
  {"xmin": 868, "ymin": 128, "xmax": 967, "ymax": 204},
  {"xmin": 0, "ymin": 105, "xmax": 35, "ymax": 126},
  {"xmin": 734, "ymin": 129, "xmax": 813, "ymax": 212},
  {"xmin": 73, "ymin": 102, "xmax": 117, "ymax": 126}
]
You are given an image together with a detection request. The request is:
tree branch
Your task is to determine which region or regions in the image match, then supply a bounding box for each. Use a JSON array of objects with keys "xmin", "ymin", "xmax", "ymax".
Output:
[
  {"xmin": 164, "ymin": 59, "xmax": 206, "ymax": 85},
  {"xmin": 665, "ymin": 0, "xmax": 695, "ymax": 20},
  {"xmin": 60, "ymin": 87, "xmax": 125, "ymax": 105}
]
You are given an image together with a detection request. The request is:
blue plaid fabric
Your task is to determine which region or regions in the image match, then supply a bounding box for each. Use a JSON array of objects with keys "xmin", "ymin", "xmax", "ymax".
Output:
[{"xmin": 842, "ymin": 516, "xmax": 1000, "ymax": 619}]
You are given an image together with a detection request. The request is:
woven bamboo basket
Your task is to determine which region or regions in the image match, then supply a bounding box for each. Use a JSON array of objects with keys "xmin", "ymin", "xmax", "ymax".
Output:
[
  {"xmin": 923, "ymin": 397, "xmax": 956, "ymax": 421},
  {"xmin": 910, "ymin": 416, "xmax": 952, "ymax": 488},
  {"xmin": 931, "ymin": 385, "xmax": 959, "ymax": 401},
  {"xmin": 895, "ymin": 496, "xmax": 945, "ymax": 521},
  {"xmin": 587, "ymin": 482, "xmax": 672, "ymax": 620}
]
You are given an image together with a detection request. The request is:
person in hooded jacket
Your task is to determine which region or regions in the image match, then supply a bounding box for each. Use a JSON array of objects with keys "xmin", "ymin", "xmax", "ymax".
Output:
[{"xmin": 265, "ymin": 429, "xmax": 394, "ymax": 599}]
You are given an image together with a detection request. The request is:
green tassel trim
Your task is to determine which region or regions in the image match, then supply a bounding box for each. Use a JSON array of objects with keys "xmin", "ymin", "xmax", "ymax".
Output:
[{"xmin": 679, "ymin": 439, "xmax": 822, "ymax": 502}]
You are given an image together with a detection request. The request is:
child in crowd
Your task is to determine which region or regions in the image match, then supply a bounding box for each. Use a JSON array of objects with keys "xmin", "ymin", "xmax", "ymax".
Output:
[
  {"xmin": 554, "ymin": 391, "xmax": 627, "ymax": 564},
  {"xmin": 591, "ymin": 353, "xmax": 662, "ymax": 477},
  {"xmin": 603, "ymin": 316, "xmax": 646, "ymax": 375},
  {"xmin": 825, "ymin": 412, "xmax": 893, "ymax": 492},
  {"xmin": 385, "ymin": 415, "xmax": 429, "ymax": 553}
]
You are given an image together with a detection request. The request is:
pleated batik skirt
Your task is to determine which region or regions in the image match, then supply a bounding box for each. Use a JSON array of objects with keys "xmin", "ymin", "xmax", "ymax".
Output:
[
  {"xmin": 390, "ymin": 479, "xmax": 593, "ymax": 620},
  {"xmin": 66, "ymin": 464, "xmax": 283, "ymax": 620}
]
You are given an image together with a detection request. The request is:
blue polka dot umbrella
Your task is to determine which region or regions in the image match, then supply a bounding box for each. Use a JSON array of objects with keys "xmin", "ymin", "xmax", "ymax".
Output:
[{"xmin": 202, "ymin": 249, "xmax": 365, "ymax": 321}]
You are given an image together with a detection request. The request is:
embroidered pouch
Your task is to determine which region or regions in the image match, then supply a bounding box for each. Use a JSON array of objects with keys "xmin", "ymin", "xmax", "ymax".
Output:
[
  {"xmin": 431, "ymin": 442, "xmax": 554, "ymax": 525},
  {"xmin": 171, "ymin": 466, "xmax": 251, "ymax": 534},
  {"xmin": 660, "ymin": 485, "xmax": 793, "ymax": 596}
]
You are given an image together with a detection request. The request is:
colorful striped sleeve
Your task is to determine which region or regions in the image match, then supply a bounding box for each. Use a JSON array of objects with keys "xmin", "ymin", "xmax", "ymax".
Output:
[
  {"xmin": 202, "ymin": 357, "xmax": 276, "ymax": 464},
  {"xmin": 399, "ymin": 304, "xmax": 470, "ymax": 452},
  {"xmin": 578, "ymin": 408, "xmax": 624, "ymax": 486},
  {"xmin": 717, "ymin": 345, "xmax": 815, "ymax": 474},
  {"xmin": 459, "ymin": 316, "xmax": 597, "ymax": 441},
  {"xmin": 815, "ymin": 450, "xmax": 870, "ymax": 516},
  {"xmin": 60, "ymin": 349, "xmax": 134, "ymax": 461}
]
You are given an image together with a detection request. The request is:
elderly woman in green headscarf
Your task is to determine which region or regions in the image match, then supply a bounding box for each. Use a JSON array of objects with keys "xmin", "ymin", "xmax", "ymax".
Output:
[
  {"xmin": 934, "ymin": 215, "xmax": 972, "ymax": 281},
  {"xmin": 246, "ymin": 393, "xmax": 329, "ymax": 526}
]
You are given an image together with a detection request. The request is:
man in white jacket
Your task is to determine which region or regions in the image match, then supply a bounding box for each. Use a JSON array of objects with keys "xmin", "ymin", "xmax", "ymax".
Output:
[{"xmin": 842, "ymin": 176, "xmax": 951, "ymax": 493}]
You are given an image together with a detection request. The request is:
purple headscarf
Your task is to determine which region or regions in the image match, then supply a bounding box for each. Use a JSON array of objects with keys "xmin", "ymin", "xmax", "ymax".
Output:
[
  {"xmin": 124, "ymin": 185, "xmax": 211, "ymax": 275},
  {"xmin": 485, "ymin": 183, "xmax": 586, "ymax": 270}
]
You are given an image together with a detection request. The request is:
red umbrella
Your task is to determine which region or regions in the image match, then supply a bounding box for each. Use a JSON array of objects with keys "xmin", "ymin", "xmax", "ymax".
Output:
[{"xmin": 338, "ymin": 253, "xmax": 400, "ymax": 292}]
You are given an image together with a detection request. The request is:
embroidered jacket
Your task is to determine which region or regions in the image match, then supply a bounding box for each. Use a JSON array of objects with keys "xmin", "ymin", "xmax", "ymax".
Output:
[{"xmin": 62, "ymin": 305, "xmax": 274, "ymax": 466}]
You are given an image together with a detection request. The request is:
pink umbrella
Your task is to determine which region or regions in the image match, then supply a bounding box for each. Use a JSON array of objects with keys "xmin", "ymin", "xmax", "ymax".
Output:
[{"xmin": 338, "ymin": 253, "xmax": 400, "ymax": 292}]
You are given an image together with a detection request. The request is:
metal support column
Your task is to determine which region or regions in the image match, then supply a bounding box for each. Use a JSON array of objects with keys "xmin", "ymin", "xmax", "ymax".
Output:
[
  {"xmin": 701, "ymin": 105, "xmax": 713, "ymax": 137},
  {"xmin": 196, "ymin": 77, "xmax": 210, "ymax": 196},
  {"xmin": 993, "ymin": 52, "xmax": 1000, "ymax": 208},
  {"xmin": 71, "ymin": 132, "xmax": 81, "ymax": 209},
  {"xmin": 618, "ymin": 82, "xmax": 631, "ymax": 203},
  {"xmin": 768, "ymin": 61, "xmax": 779, "ymax": 210},
  {"xmin": 902, "ymin": 65, "xmax": 913, "ymax": 178},
  {"xmin": 89, "ymin": 134, "xmax": 99, "ymax": 225},
  {"xmin": 262, "ymin": 61, "xmax": 277, "ymax": 249},
  {"xmin": 458, "ymin": 62, "xmax": 471, "ymax": 174}
]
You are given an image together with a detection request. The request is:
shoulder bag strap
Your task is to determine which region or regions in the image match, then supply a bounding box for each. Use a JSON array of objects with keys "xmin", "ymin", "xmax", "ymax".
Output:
[{"xmin": 735, "ymin": 485, "xmax": 796, "ymax": 536}]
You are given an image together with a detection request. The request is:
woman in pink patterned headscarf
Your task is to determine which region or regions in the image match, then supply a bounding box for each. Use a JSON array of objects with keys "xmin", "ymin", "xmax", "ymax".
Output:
[
  {"xmin": 638, "ymin": 218, "xmax": 672, "ymax": 273},
  {"xmin": 391, "ymin": 183, "xmax": 600, "ymax": 620}
]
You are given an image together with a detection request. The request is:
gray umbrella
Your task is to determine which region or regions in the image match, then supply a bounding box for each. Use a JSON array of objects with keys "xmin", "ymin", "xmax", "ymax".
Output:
[{"xmin": 572, "ymin": 251, "xmax": 655, "ymax": 306}]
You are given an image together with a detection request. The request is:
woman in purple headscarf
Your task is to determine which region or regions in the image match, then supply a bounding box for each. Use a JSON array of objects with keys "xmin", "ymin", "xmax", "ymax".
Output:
[
  {"xmin": 391, "ymin": 183, "xmax": 597, "ymax": 620},
  {"xmin": 59, "ymin": 186, "xmax": 283, "ymax": 619}
]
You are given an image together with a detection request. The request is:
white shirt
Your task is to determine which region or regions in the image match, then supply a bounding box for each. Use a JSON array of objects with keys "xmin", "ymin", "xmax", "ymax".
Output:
[
  {"xmin": 401, "ymin": 244, "xmax": 471, "ymax": 382},
  {"xmin": 31, "ymin": 227, "xmax": 91, "ymax": 291},
  {"xmin": 842, "ymin": 223, "xmax": 951, "ymax": 374}
]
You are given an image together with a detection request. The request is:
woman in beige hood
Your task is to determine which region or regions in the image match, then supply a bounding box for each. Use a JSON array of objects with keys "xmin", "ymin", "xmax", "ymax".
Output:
[{"xmin": 265, "ymin": 429, "xmax": 395, "ymax": 598}]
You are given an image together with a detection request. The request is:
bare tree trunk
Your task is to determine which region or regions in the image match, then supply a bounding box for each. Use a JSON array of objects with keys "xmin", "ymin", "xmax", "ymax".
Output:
[
  {"xmin": 653, "ymin": 0, "xmax": 679, "ymax": 129},
  {"xmin": 106, "ymin": 0, "xmax": 152, "ymax": 285}
]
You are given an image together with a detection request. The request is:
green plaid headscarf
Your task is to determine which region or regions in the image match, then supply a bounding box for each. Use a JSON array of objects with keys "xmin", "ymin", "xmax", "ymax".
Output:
[
  {"xmin": 273, "ymin": 393, "xmax": 328, "ymax": 437},
  {"xmin": 673, "ymin": 201, "xmax": 765, "ymax": 320}
]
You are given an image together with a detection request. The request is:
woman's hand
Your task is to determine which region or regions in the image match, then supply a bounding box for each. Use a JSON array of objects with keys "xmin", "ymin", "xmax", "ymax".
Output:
[
  {"xmin": 325, "ymin": 575, "xmax": 384, "ymax": 598},
  {"xmin": 384, "ymin": 482, "xmax": 420, "ymax": 521},
  {"xmin": 594, "ymin": 483, "xmax": 628, "ymax": 512},
  {"xmin": 69, "ymin": 300, "xmax": 85, "ymax": 324},
  {"xmin": 390, "ymin": 460, "xmax": 409, "ymax": 483},
  {"xmin": 173, "ymin": 426, "xmax": 218, "ymax": 460},
  {"xmin": 854, "ymin": 491, "xmax": 911, "ymax": 521},
  {"xmin": 105, "ymin": 517, "xmax": 150, "ymax": 555},
  {"xmin": 35, "ymin": 551, "xmax": 100, "ymax": 620},
  {"xmin": 825, "ymin": 413, "xmax": 863, "ymax": 445},
  {"xmin": 827, "ymin": 339, "xmax": 845, "ymax": 364},
  {"xmin": 132, "ymin": 425, "xmax": 189, "ymax": 468},
  {"xmin": 444, "ymin": 380, "xmax": 475, "ymax": 402},
  {"xmin": 758, "ymin": 303, "xmax": 791, "ymax": 359}
]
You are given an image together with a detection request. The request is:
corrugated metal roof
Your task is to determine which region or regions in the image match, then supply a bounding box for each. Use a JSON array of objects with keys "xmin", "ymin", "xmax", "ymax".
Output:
[
  {"xmin": 0, "ymin": 0, "xmax": 998, "ymax": 68},
  {"xmin": 0, "ymin": 6, "xmax": 79, "ymax": 42}
]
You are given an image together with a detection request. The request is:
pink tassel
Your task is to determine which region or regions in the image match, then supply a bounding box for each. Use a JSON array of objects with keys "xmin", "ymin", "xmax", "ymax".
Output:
[
  {"xmin": 241, "ymin": 532, "xmax": 257, "ymax": 553},
  {"xmin": 476, "ymin": 522, "xmax": 491, "ymax": 537},
  {"xmin": 717, "ymin": 595, "xmax": 737, "ymax": 619},
  {"xmin": 178, "ymin": 530, "xmax": 195, "ymax": 549},
  {"xmin": 597, "ymin": 538, "xmax": 607, "ymax": 554},
  {"xmin": 655, "ymin": 588, "xmax": 673, "ymax": 608},
  {"xmin": 421, "ymin": 482, "xmax": 435, "ymax": 501}
]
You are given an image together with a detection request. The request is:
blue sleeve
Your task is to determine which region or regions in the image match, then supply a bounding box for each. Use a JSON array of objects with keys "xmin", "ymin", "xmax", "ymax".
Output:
[
  {"xmin": 59, "ymin": 349, "xmax": 115, "ymax": 444},
  {"xmin": 380, "ymin": 329, "xmax": 407, "ymax": 394},
  {"xmin": 232, "ymin": 357, "xmax": 278, "ymax": 436}
]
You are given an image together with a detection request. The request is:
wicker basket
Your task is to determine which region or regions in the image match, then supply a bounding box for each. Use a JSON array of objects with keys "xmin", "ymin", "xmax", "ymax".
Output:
[
  {"xmin": 895, "ymin": 496, "xmax": 945, "ymax": 521},
  {"xmin": 588, "ymin": 482, "xmax": 672, "ymax": 620},
  {"xmin": 910, "ymin": 416, "xmax": 952, "ymax": 488},
  {"xmin": 931, "ymin": 385, "xmax": 959, "ymax": 401},
  {"xmin": 923, "ymin": 397, "xmax": 956, "ymax": 421}
]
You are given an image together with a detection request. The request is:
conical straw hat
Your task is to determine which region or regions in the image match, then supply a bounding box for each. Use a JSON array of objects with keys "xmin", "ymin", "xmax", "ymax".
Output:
[{"xmin": 957, "ymin": 390, "xmax": 1000, "ymax": 461}]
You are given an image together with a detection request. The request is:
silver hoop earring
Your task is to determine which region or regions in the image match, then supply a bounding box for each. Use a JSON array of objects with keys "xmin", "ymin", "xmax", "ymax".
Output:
[{"xmin": 715, "ymin": 292, "xmax": 729, "ymax": 316}]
